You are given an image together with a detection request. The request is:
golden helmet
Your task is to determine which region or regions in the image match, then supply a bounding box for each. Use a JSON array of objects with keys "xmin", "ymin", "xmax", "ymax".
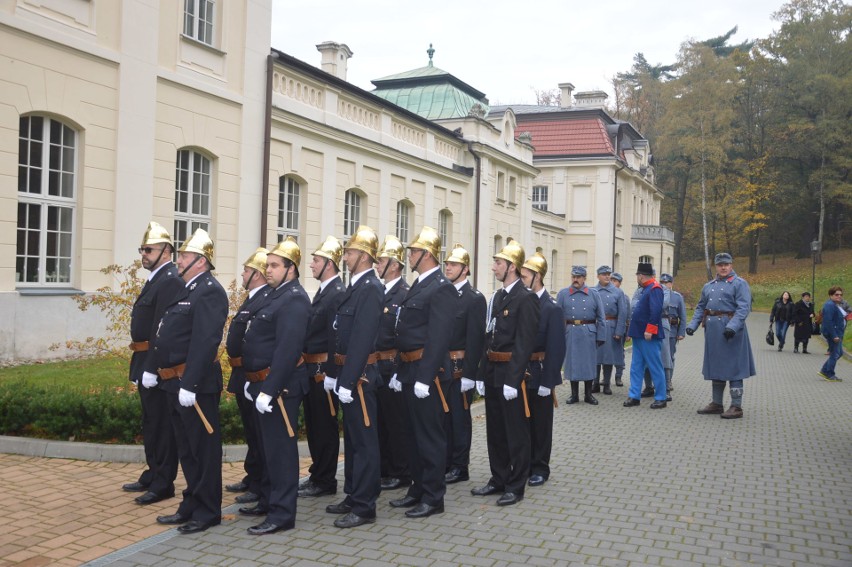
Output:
[
  {"xmin": 494, "ymin": 239, "xmax": 525, "ymax": 272},
  {"xmin": 243, "ymin": 247, "xmax": 268, "ymax": 276},
  {"xmin": 445, "ymin": 243, "xmax": 471, "ymax": 267},
  {"xmin": 407, "ymin": 226, "xmax": 441, "ymax": 260},
  {"xmin": 344, "ymin": 225, "xmax": 379, "ymax": 262},
  {"xmin": 141, "ymin": 221, "xmax": 172, "ymax": 248},
  {"xmin": 312, "ymin": 236, "xmax": 343, "ymax": 269},
  {"xmin": 378, "ymin": 235, "xmax": 405, "ymax": 264},
  {"xmin": 523, "ymin": 248, "xmax": 548, "ymax": 279},
  {"xmin": 179, "ymin": 228, "xmax": 215, "ymax": 268},
  {"xmin": 268, "ymin": 236, "xmax": 301, "ymax": 267}
]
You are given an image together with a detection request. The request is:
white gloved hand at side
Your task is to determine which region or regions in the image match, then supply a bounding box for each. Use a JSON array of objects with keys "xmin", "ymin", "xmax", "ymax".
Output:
[
  {"xmin": 255, "ymin": 392, "xmax": 273, "ymax": 413},
  {"xmin": 414, "ymin": 381, "xmax": 430, "ymax": 398},
  {"xmin": 337, "ymin": 386, "xmax": 354, "ymax": 404},
  {"xmin": 323, "ymin": 376, "xmax": 337, "ymax": 392},
  {"xmin": 178, "ymin": 388, "xmax": 196, "ymax": 407},
  {"xmin": 388, "ymin": 374, "xmax": 402, "ymax": 392},
  {"xmin": 243, "ymin": 382, "xmax": 253, "ymax": 401},
  {"xmin": 141, "ymin": 371, "xmax": 158, "ymax": 389},
  {"xmin": 537, "ymin": 386, "xmax": 551, "ymax": 397},
  {"xmin": 503, "ymin": 385, "xmax": 518, "ymax": 401},
  {"xmin": 460, "ymin": 377, "xmax": 476, "ymax": 392},
  {"xmin": 476, "ymin": 381, "xmax": 485, "ymax": 396}
]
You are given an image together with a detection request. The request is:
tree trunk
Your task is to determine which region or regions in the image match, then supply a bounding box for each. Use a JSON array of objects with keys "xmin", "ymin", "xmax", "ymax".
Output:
[
  {"xmin": 701, "ymin": 150, "xmax": 711, "ymax": 281},
  {"xmin": 672, "ymin": 173, "xmax": 689, "ymax": 277},
  {"xmin": 748, "ymin": 229, "xmax": 759, "ymax": 274},
  {"xmin": 817, "ymin": 150, "xmax": 825, "ymax": 264}
]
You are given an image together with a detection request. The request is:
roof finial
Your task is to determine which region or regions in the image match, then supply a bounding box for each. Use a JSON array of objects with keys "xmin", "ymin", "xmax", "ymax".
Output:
[{"xmin": 427, "ymin": 43, "xmax": 435, "ymax": 67}]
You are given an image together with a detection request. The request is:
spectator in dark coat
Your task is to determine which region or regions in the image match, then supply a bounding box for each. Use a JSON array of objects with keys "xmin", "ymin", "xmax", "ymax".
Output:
[
  {"xmin": 792, "ymin": 292, "xmax": 815, "ymax": 354},
  {"xmin": 769, "ymin": 291, "xmax": 794, "ymax": 351}
]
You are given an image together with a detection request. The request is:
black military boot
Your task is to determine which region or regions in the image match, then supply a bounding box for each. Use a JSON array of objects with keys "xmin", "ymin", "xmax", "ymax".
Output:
[
  {"xmin": 583, "ymin": 381, "xmax": 598, "ymax": 405},
  {"xmin": 591, "ymin": 366, "xmax": 601, "ymax": 393},
  {"xmin": 566, "ymin": 381, "xmax": 580, "ymax": 404},
  {"xmin": 602, "ymin": 365, "xmax": 613, "ymax": 395}
]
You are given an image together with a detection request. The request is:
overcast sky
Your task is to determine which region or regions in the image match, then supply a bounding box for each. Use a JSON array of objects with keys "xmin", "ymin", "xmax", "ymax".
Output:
[{"xmin": 271, "ymin": 0, "xmax": 788, "ymax": 106}]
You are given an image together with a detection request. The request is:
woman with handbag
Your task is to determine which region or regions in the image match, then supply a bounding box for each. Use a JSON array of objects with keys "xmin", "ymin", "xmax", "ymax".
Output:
[
  {"xmin": 769, "ymin": 291, "xmax": 794, "ymax": 351},
  {"xmin": 792, "ymin": 292, "xmax": 815, "ymax": 353}
]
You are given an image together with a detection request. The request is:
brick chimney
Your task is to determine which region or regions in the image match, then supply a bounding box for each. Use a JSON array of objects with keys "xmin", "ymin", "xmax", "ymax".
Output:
[
  {"xmin": 316, "ymin": 41, "xmax": 353, "ymax": 81},
  {"xmin": 558, "ymin": 82, "xmax": 575, "ymax": 108}
]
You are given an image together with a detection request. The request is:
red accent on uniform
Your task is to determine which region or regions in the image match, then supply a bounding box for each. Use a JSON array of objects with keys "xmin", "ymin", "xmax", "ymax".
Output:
[{"xmin": 645, "ymin": 323, "xmax": 659, "ymax": 334}]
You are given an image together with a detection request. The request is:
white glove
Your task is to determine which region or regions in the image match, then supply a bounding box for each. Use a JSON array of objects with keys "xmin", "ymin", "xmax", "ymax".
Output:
[
  {"xmin": 337, "ymin": 386, "xmax": 354, "ymax": 404},
  {"xmin": 414, "ymin": 381, "xmax": 430, "ymax": 399},
  {"xmin": 460, "ymin": 377, "xmax": 476, "ymax": 392},
  {"xmin": 255, "ymin": 392, "xmax": 273, "ymax": 413},
  {"xmin": 476, "ymin": 381, "xmax": 485, "ymax": 396},
  {"xmin": 243, "ymin": 382, "xmax": 253, "ymax": 401},
  {"xmin": 388, "ymin": 374, "xmax": 402, "ymax": 392},
  {"xmin": 141, "ymin": 371, "xmax": 158, "ymax": 389},
  {"xmin": 323, "ymin": 376, "xmax": 337, "ymax": 392},
  {"xmin": 178, "ymin": 388, "xmax": 196, "ymax": 407},
  {"xmin": 537, "ymin": 386, "xmax": 551, "ymax": 397},
  {"xmin": 503, "ymin": 385, "xmax": 518, "ymax": 401}
]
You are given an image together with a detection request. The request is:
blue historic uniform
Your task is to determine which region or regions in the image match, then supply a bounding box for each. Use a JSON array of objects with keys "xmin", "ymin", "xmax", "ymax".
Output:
[
  {"xmin": 556, "ymin": 285, "xmax": 605, "ymax": 381},
  {"xmin": 666, "ymin": 289, "xmax": 687, "ymax": 363},
  {"xmin": 594, "ymin": 282, "xmax": 627, "ymax": 364},
  {"xmin": 627, "ymin": 278, "xmax": 667, "ymax": 403}
]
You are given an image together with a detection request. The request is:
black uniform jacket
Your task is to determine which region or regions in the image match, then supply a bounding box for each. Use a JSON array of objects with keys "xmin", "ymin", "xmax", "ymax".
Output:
[
  {"xmin": 480, "ymin": 281, "xmax": 540, "ymax": 390},
  {"xmin": 376, "ymin": 278, "xmax": 409, "ymax": 376},
  {"xmin": 394, "ymin": 269, "xmax": 459, "ymax": 385},
  {"xmin": 129, "ymin": 261, "xmax": 182, "ymax": 382},
  {"xmin": 145, "ymin": 271, "xmax": 228, "ymax": 394},
  {"xmin": 526, "ymin": 291, "xmax": 566, "ymax": 389},
  {"xmin": 242, "ymin": 279, "xmax": 311, "ymax": 400},
  {"xmin": 448, "ymin": 281, "xmax": 487, "ymax": 379},
  {"xmin": 335, "ymin": 271, "xmax": 384, "ymax": 392},
  {"xmin": 225, "ymin": 285, "xmax": 270, "ymax": 394},
  {"xmin": 303, "ymin": 276, "xmax": 346, "ymax": 379}
]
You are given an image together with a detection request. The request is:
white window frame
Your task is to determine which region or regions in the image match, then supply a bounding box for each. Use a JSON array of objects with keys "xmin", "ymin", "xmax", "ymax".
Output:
[
  {"xmin": 183, "ymin": 0, "xmax": 215, "ymax": 46},
  {"xmin": 532, "ymin": 185, "xmax": 548, "ymax": 211},
  {"xmin": 174, "ymin": 149, "xmax": 212, "ymax": 253},
  {"xmin": 278, "ymin": 176, "xmax": 300, "ymax": 242},
  {"xmin": 438, "ymin": 210, "xmax": 451, "ymax": 262},
  {"xmin": 344, "ymin": 189, "xmax": 361, "ymax": 238},
  {"xmin": 16, "ymin": 116, "xmax": 77, "ymax": 286},
  {"xmin": 396, "ymin": 201, "xmax": 410, "ymax": 245}
]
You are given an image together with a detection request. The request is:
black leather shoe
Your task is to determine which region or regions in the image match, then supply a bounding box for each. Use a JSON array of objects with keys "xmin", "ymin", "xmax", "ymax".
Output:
[
  {"xmin": 135, "ymin": 491, "xmax": 174, "ymax": 505},
  {"xmin": 325, "ymin": 500, "xmax": 353, "ymax": 514},
  {"xmin": 235, "ymin": 491, "xmax": 259, "ymax": 504},
  {"xmin": 247, "ymin": 520, "xmax": 291, "ymax": 535},
  {"xmin": 602, "ymin": 386, "xmax": 613, "ymax": 395},
  {"xmin": 298, "ymin": 484, "xmax": 336, "ymax": 498},
  {"xmin": 565, "ymin": 395, "xmax": 579, "ymax": 404},
  {"xmin": 623, "ymin": 398, "xmax": 640, "ymax": 407},
  {"xmin": 405, "ymin": 502, "xmax": 444, "ymax": 518},
  {"xmin": 584, "ymin": 394, "xmax": 598, "ymax": 405},
  {"xmin": 640, "ymin": 388, "xmax": 655, "ymax": 398},
  {"xmin": 444, "ymin": 467, "xmax": 469, "ymax": 484},
  {"xmin": 225, "ymin": 480, "xmax": 248, "ymax": 493},
  {"xmin": 590, "ymin": 383, "xmax": 601, "ymax": 393},
  {"xmin": 615, "ymin": 378, "xmax": 624, "ymax": 387},
  {"xmin": 389, "ymin": 495, "xmax": 420, "ymax": 508},
  {"xmin": 380, "ymin": 477, "xmax": 411, "ymax": 490},
  {"xmin": 122, "ymin": 481, "xmax": 148, "ymax": 492},
  {"xmin": 496, "ymin": 492, "xmax": 523, "ymax": 506},
  {"xmin": 334, "ymin": 512, "xmax": 376, "ymax": 528},
  {"xmin": 238, "ymin": 504, "xmax": 269, "ymax": 516},
  {"xmin": 471, "ymin": 483, "xmax": 501, "ymax": 496},
  {"xmin": 156, "ymin": 513, "xmax": 190, "ymax": 525},
  {"xmin": 650, "ymin": 400, "xmax": 668, "ymax": 409},
  {"xmin": 177, "ymin": 518, "xmax": 220, "ymax": 534},
  {"xmin": 528, "ymin": 475, "xmax": 546, "ymax": 487},
  {"xmin": 666, "ymin": 393, "xmax": 673, "ymax": 402}
]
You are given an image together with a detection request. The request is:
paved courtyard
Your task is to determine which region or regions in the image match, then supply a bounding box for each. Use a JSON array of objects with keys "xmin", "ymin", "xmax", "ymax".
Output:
[{"xmin": 1, "ymin": 312, "xmax": 850, "ymax": 566}]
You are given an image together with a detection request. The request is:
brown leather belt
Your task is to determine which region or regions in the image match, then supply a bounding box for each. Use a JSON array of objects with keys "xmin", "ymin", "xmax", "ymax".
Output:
[
  {"xmin": 566, "ymin": 319, "xmax": 596, "ymax": 325},
  {"xmin": 529, "ymin": 352, "xmax": 545, "ymax": 362},
  {"xmin": 448, "ymin": 350, "xmax": 465, "ymax": 360},
  {"xmin": 303, "ymin": 352, "xmax": 328, "ymax": 364},
  {"xmin": 246, "ymin": 368, "xmax": 270, "ymax": 383},
  {"xmin": 158, "ymin": 363, "xmax": 185, "ymax": 380},
  {"xmin": 334, "ymin": 352, "xmax": 379, "ymax": 366},
  {"xmin": 705, "ymin": 310, "xmax": 734, "ymax": 317},
  {"xmin": 669, "ymin": 317, "xmax": 681, "ymax": 325},
  {"xmin": 228, "ymin": 356, "xmax": 243, "ymax": 368},
  {"xmin": 487, "ymin": 350, "xmax": 512, "ymax": 362},
  {"xmin": 399, "ymin": 348, "xmax": 424, "ymax": 363},
  {"xmin": 605, "ymin": 316, "xmax": 618, "ymax": 321},
  {"xmin": 376, "ymin": 349, "xmax": 398, "ymax": 361},
  {"xmin": 129, "ymin": 341, "xmax": 149, "ymax": 352}
]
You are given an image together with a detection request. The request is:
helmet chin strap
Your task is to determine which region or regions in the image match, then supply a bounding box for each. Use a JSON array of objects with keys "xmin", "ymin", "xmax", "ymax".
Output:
[
  {"xmin": 448, "ymin": 266, "xmax": 465, "ymax": 284},
  {"xmin": 243, "ymin": 269, "xmax": 257, "ymax": 290},
  {"xmin": 179, "ymin": 253, "xmax": 202, "ymax": 278},
  {"xmin": 411, "ymin": 249, "xmax": 425, "ymax": 274},
  {"xmin": 278, "ymin": 264, "xmax": 292, "ymax": 288},
  {"xmin": 316, "ymin": 257, "xmax": 330, "ymax": 281},
  {"xmin": 150, "ymin": 244, "xmax": 168, "ymax": 269},
  {"xmin": 379, "ymin": 258, "xmax": 392, "ymax": 280}
]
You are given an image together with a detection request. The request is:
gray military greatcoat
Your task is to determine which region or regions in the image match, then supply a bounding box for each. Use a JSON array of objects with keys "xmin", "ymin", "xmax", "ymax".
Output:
[{"xmin": 556, "ymin": 285, "xmax": 605, "ymax": 381}]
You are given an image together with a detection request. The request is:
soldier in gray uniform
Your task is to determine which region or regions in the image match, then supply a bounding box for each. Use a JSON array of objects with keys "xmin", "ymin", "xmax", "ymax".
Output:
[
  {"xmin": 610, "ymin": 273, "xmax": 629, "ymax": 387},
  {"xmin": 661, "ymin": 273, "xmax": 686, "ymax": 393},
  {"xmin": 686, "ymin": 253, "xmax": 756, "ymax": 419},
  {"xmin": 556, "ymin": 266, "xmax": 606, "ymax": 405},
  {"xmin": 591, "ymin": 266, "xmax": 627, "ymax": 396}
]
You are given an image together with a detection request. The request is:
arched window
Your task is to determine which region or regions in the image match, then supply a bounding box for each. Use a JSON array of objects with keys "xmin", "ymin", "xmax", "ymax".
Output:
[
  {"xmin": 438, "ymin": 209, "xmax": 451, "ymax": 261},
  {"xmin": 17, "ymin": 116, "xmax": 77, "ymax": 285},
  {"xmin": 278, "ymin": 176, "xmax": 301, "ymax": 241},
  {"xmin": 396, "ymin": 200, "xmax": 411, "ymax": 244},
  {"xmin": 639, "ymin": 255, "xmax": 654, "ymax": 267},
  {"xmin": 343, "ymin": 189, "xmax": 361, "ymax": 238},
  {"xmin": 174, "ymin": 148, "xmax": 212, "ymax": 253}
]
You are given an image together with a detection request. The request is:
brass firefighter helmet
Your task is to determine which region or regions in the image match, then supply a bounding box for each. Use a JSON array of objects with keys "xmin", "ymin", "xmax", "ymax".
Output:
[
  {"xmin": 344, "ymin": 225, "xmax": 379, "ymax": 262},
  {"xmin": 407, "ymin": 225, "xmax": 441, "ymax": 260},
  {"xmin": 268, "ymin": 236, "xmax": 301, "ymax": 267},
  {"xmin": 243, "ymin": 247, "xmax": 268, "ymax": 276},
  {"xmin": 445, "ymin": 243, "xmax": 471, "ymax": 269},
  {"xmin": 312, "ymin": 236, "xmax": 343, "ymax": 270},
  {"xmin": 378, "ymin": 235, "xmax": 405, "ymax": 264},
  {"xmin": 494, "ymin": 239, "xmax": 525, "ymax": 272},
  {"xmin": 179, "ymin": 228, "xmax": 215, "ymax": 269},
  {"xmin": 141, "ymin": 221, "xmax": 172, "ymax": 248},
  {"xmin": 523, "ymin": 248, "xmax": 548, "ymax": 279}
]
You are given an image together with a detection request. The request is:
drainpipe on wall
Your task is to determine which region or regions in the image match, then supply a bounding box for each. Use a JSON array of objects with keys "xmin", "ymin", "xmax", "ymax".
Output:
[
  {"xmin": 260, "ymin": 52, "xmax": 276, "ymax": 244},
  {"xmin": 612, "ymin": 160, "xmax": 626, "ymax": 269},
  {"xmin": 467, "ymin": 142, "xmax": 482, "ymax": 289}
]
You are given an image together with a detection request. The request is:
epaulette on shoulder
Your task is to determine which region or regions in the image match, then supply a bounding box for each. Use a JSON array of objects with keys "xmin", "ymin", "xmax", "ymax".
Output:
[
  {"xmin": 473, "ymin": 289, "xmax": 482, "ymax": 296},
  {"xmin": 549, "ymin": 297, "xmax": 557, "ymax": 304}
]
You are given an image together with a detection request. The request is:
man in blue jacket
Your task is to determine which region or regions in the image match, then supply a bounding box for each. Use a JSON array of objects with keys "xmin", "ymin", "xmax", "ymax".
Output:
[
  {"xmin": 818, "ymin": 286, "xmax": 846, "ymax": 382},
  {"xmin": 623, "ymin": 262, "xmax": 667, "ymax": 409}
]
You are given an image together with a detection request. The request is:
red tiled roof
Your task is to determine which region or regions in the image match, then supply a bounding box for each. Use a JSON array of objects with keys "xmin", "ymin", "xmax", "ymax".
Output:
[{"xmin": 516, "ymin": 118, "xmax": 614, "ymax": 156}]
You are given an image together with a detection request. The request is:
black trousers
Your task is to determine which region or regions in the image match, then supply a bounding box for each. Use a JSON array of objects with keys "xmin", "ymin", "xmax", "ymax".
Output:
[
  {"xmin": 254, "ymin": 393, "xmax": 301, "ymax": 528},
  {"xmin": 527, "ymin": 387, "xmax": 554, "ymax": 479},
  {"xmin": 484, "ymin": 383, "xmax": 530, "ymax": 496},
  {"xmin": 376, "ymin": 376, "xmax": 411, "ymax": 480},
  {"xmin": 235, "ymin": 391, "xmax": 263, "ymax": 494},
  {"xmin": 444, "ymin": 377, "xmax": 473, "ymax": 470},
  {"xmin": 168, "ymin": 391, "xmax": 221, "ymax": 525},
  {"xmin": 138, "ymin": 385, "xmax": 177, "ymax": 495},
  {"xmin": 302, "ymin": 376, "xmax": 340, "ymax": 490},
  {"xmin": 341, "ymin": 383, "xmax": 380, "ymax": 517},
  {"xmin": 401, "ymin": 381, "xmax": 447, "ymax": 506}
]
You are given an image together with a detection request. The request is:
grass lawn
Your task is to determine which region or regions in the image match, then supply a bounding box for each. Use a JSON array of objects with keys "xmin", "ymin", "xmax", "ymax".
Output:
[{"xmin": 0, "ymin": 356, "xmax": 128, "ymax": 389}]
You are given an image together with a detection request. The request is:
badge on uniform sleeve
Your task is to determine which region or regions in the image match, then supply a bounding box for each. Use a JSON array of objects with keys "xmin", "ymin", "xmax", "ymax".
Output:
[
  {"xmin": 503, "ymin": 309, "xmax": 509, "ymax": 317},
  {"xmin": 189, "ymin": 282, "xmax": 197, "ymax": 291}
]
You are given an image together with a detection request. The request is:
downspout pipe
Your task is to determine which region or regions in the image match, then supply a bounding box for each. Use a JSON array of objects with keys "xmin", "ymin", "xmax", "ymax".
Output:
[
  {"xmin": 612, "ymin": 160, "xmax": 626, "ymax": 269},
  {"xmin": 260, "ymin": 52, "xmax": 276, "ymax": 244},
  {"xmin": 467, "ymin": 142, "xmax": 482, "ymax": 289}
]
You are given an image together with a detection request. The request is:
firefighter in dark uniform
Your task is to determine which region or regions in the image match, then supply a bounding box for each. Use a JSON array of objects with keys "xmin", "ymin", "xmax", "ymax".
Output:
[
  {"xmin": 124, "ymin": 222, "xmax": 181, "ymax": 505},
  {"xmin": 390, "ymin": 226, "xmax": 459, "ymax": 519},
  {"xmin": 374, "ymin": 235, "xmax": 412, "ymax": 491},
  {"xmin": 519, "ymin": 250, "xmax": 565, "ymax": 488},
  {"xmin": 471, "ymin": 240, "xmax": 540, "ymax": 506},
  {"xmin": 442, "ymin": 243, "xmax": 486, "ymax": 485},
  {"xmin": 299, "ymin": 236, "xmax": 346, "ymax": 498},
  {"xmin": 324, "ymin": 226, "xmax": 384, "ymax": 528},
  {"xmin": 223, "ymin": 248, "xmax": 269, "ymax": 506},
  {"xmin": 148, "ymin": 229, "xmax": 228, "ymax": 534},
  {"xmin": 240, "ymin": 237, "xmax": 311, "ymax": 535}
]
